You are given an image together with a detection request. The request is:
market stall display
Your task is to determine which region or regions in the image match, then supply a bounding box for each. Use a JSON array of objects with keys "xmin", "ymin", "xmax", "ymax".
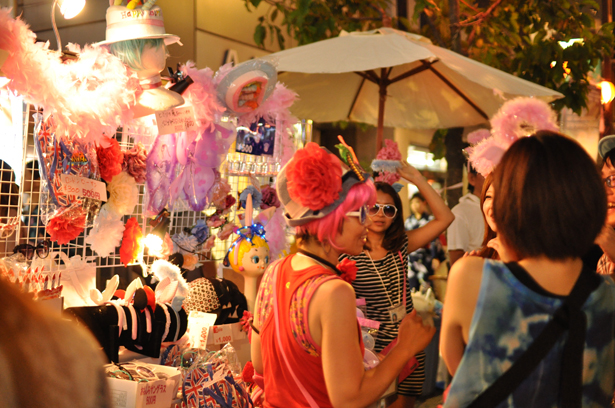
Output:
[{"xmin": 0, "ymin": 3, "xmax": 300, "ymax": 399}]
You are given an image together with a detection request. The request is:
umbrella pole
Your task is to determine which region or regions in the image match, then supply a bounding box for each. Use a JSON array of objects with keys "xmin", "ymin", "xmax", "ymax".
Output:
[{"xmin": 377, "ymin": 68, "xmax": 387, "ymax": 151}]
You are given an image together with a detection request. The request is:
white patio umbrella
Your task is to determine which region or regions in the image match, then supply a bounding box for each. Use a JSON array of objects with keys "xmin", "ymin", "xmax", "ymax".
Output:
[{"xmin": 263, "ymin": 27, "xmax": 564, "ymax": 150}]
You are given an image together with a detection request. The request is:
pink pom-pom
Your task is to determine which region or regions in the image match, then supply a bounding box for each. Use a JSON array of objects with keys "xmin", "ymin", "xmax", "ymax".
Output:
[
  {"xmin": 467, "ymin": 129, "xmax": 491, "ymax": 144},
  {"xmin": 490, "ymin": 97, "xmax": 559, "ymax": 145},
  {"xmin": 375, "ymin": 171, "xmax": 401, "ymax": 185},
  {"xmin": 468, "ymin": 97, "xmax": 559, "ymax": 176},
  {"xmin": 468, "ymin": 137, "xmax": 507, "ymax": 177},
  {"xmin": 376, "ymin": 139, "xmax": 402, "ymax": 160}
]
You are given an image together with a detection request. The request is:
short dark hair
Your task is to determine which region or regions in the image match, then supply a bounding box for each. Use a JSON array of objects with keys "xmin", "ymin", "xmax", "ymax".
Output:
[
  {"xmin": 603, "ymin": 147, "xmax": 615, "ymax": 170},
  {"xmin": 467, "ymin": 161, "xmax": 478, "ymax": 193},
  {"xmin": 493, "ymin": 131, "xmax": 606, "ymax": 260},
  {"xmin": 371, "ymin": 182, "xmax": 406, "ymax": 253},
  {"xmin": 411, "ymin": 192, "xmax": 425, "ymax": 202}
]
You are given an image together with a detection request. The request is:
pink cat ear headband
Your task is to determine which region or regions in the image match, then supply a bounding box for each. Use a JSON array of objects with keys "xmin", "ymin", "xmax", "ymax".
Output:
[{"xmin": 466, "ymin": 97, "xmax": 559, "ymax": 177}]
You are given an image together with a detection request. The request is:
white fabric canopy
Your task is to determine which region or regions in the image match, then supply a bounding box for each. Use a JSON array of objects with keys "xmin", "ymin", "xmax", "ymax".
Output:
[{"xmin": 264, "ymin": 28, "xmax": 563, "ymax": 132}]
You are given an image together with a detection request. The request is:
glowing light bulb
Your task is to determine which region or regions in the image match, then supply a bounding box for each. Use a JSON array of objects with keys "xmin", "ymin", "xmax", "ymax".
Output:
[
  {"xmin": 600, "ymin": 81, "xmax": 615, "ymax": 105},
  {"xmin": 58, "ymin": 0, "xmax": 85, "ymax": 19},
  {"xmin": 144, "ymin": 234, "xmax": 163, "ymax": 253}
]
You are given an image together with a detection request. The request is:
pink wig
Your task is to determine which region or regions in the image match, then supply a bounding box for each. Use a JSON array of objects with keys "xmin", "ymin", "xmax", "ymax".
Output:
[{"xmin": 295, "ymin": 179, "xmax": 376, "ymax": 249}]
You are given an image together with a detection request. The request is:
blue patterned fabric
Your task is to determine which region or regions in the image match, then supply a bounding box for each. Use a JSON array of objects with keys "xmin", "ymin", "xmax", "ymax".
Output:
[{"xmin": 445, "ymin": 260, "xmax": 615, "ymax": 408}]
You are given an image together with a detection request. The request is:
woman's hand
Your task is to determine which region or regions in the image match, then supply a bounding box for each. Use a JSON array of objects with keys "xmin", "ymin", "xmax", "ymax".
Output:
[
  {"xmin": 487, "ymin": 236, "xmax": 518, "ymax": 262},
  {"xmin": 396, "ymin": 310, "xmax": 436, "ymax": 359},
  {"xmin": 463, "ymin": 249, "xmax": 481, "ymax": 258},
  {"xmin": 397, "ymin": 161, "xmax": 424, "ymax": 185}
]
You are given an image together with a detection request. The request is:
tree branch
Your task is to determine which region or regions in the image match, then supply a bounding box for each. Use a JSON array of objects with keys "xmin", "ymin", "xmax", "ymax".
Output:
[
  {"xmin": 456, "ymin": 0, "xmax": 503, "ymax": 27},
  {"xmin": 459, "ymin": 0, "xmax": 479, "ymax": 12}
]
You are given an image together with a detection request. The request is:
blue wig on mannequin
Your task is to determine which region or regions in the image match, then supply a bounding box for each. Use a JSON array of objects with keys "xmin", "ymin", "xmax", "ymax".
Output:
[{"xmin": 108, "ymin": 38, "xmax": 166, "ymax": 71}]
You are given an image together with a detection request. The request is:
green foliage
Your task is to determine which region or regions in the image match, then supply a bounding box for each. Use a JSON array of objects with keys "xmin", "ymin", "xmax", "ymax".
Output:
[
  {"xmin": 429, "ymin": 128, "xmax": 448, "ymax": 160},
  {"xmin": 416, "ymin": 0, "xmax": 615, "ymax": 115},
  {"xmin": 241, "ymin": 0, "xmax": 392, "ymax": 49}
]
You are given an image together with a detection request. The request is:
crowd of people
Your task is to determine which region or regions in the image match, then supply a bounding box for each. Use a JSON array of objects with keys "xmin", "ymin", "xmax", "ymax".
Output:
[
  {"xmin": 4, "ymin": 127, "xmax": 615, "ymax": 408},
  {"xmin": 254, "ymin": 129, "xmax": 615, "ymax": 408}
]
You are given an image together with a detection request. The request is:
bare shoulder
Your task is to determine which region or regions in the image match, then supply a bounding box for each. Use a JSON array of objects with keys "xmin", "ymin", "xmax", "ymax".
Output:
[
  {"xmin": 310, "ymin": 278, "xmax": 356, "ymax": 319},
  {"xmin": 314, "ymin": 278, "xmax": 355, "ymax": 303},
  {"xmin": 446, "ymin": 256, "xmax": 485, "ymax": 312},
  {"xmin": 448, "ymin": 256, "xmax": 485, "ymax": 283}
]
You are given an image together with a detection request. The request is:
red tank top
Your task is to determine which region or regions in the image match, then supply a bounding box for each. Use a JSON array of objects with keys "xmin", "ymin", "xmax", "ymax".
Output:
[{"xmin": 260, "ymin": 255, "xmax": 364, "ymax": 408}]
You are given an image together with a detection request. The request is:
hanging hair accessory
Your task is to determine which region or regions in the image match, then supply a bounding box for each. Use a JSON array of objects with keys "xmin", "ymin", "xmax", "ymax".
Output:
[{"xmin": 467, "ymin": 97, "xmax": 559, "ymax": 177}]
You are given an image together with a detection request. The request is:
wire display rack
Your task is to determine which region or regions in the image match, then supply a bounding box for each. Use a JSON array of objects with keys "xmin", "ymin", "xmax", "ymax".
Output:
[{"xmin": 2, "ymin": 102, "xmax": 305, "ymax": 279}]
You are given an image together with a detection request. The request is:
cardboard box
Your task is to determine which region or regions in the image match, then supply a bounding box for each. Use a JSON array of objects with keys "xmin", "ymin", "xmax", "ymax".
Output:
[{"xmin": 106, "ymin": 364, "xmax": 181, "ymax": 408}]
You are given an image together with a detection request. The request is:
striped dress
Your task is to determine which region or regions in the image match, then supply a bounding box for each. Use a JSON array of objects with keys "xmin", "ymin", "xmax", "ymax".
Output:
[{"xmin": 341, "ymin": 236, "xmax": 426, "ymax": 396}]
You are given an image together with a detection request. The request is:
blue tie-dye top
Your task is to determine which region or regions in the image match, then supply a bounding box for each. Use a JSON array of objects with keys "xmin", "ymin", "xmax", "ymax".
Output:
[{"xmin": 444, "ymin": 260, "xmax": 615, "ymax": 408}]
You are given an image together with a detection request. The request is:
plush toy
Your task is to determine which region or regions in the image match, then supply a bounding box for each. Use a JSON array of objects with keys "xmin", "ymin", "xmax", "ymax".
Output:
[{"xmin": 223, "ymin": 193, "xmax": 272, "ymax": 311}]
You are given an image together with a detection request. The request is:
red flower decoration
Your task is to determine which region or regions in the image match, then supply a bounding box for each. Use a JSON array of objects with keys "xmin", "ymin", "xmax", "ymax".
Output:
[
  {"xmin": 120, "ymin": 217, "xmax": 143, "ymax": 267},
  {"xmin": 96, "ymin": 136, "xmax": 124, "ymax": 182},
  {"xmin": 122, "ymin": 142, "xmax": 147, "ymax": 183},
  {"xmin": 240, "ymin": 310, "xmax": 254, "ymax": 342},
  {"xmin": 337, "ymin": 258, "xmax": 358, "ymax": 283},
  {"xmin": 242, "ymin": 360, "xmax": 255, "ymax": 383},
  {"xmin": 46, "ymin": 206, "xmax": 86, "ymax": 245},
  {"xmin": 286, "ymin": 142, "xmax": 342, "ymax": 211},
  {"xmin": 260, "ymin": 186, "xmax": 280, "ymax": 209}
]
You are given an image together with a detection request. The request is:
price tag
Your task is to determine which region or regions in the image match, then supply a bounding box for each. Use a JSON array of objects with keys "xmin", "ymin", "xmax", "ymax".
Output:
[
  {"xmin": 187, "ymin": 311, "xmax": 217, "ymax": 349},
  {"xmin": 154, "ymin": 106, "xmax": 199, "ymax": 135},
  {"xmin": 212, "ymin": 324, "xmax": 233, "ymax": 345},
  {"xmin": 60, "ymin": 174, "xmax": 107, "ymax": 202}
]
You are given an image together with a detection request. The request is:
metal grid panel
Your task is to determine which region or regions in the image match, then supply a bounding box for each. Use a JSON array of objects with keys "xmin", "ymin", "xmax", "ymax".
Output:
[
  {"xmin": 0, "ymin": 92, "xmax": 26, "ymax": 259},
  {"xmin": 5, "ymin": 106, "xmax": 305, "ymax": 272}
]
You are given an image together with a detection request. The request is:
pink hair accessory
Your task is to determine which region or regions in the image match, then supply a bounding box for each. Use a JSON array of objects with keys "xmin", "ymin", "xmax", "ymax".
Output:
[
  {"xmin": 467, "ymin": 128, "xmax": 491, "ymax": 144},
  {"xmin": 372, "ymin": 139, "xmax": 402, "ymax": 184},
  {"xmin": 468, "ymin": 97, "xmax": 559, "ymax": 177},
  {"xmin": 179, "ymin": 62, "xmax": 226, "ymax": 133},
  {"xmin": 490, "ymin": 97, "xmax": 559, "ymax": 144}
]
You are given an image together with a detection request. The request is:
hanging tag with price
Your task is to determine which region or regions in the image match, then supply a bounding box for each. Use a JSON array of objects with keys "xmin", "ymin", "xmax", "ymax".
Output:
[
  {"xmin": 187, "ymin": 311, "xmax": 217, "ymax": 349},
  {"xmin": 60, "ymin": 174, "xmax": 107, "ymax": 202},
  {"xmin": 212, "ymin": 324, "xmax": 233, "ymax": 345}
]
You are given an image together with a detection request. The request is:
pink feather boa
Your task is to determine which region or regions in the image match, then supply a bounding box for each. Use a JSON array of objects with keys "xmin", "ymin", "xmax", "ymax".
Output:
[
  {"xmin": 0, "ymin": 10, "xmax": 139, "ymax": 145},
  {"xmin": 179, "ymin": 61, "xmax": 226, "ymax": 133},
  {"xmin": 468, "ymin": 97, "xmax": 559, "ymax": 177}
]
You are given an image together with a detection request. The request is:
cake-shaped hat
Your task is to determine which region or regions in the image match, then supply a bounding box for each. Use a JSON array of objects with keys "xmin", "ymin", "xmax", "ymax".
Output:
[{"xmin": 98, "ymin": 3, "xmax": 180, "ymax": 46}]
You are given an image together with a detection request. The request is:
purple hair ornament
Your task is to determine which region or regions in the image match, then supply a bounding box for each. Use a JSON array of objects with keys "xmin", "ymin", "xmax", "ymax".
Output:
[
  {"xmin": 168, "ymin": 133, "xmax": 215, "ymax": 212},
  {"xmin": 145, "ymin": 133, "xmax": 178, "ymax": 217}
]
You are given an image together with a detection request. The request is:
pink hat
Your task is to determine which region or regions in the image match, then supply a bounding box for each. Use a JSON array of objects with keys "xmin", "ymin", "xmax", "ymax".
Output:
[{"xmin": 98, "ymin": 5, "xmax": 181, "ymax": 46}]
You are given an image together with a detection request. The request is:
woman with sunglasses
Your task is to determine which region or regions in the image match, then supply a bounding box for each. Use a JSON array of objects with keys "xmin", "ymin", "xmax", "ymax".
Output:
[
  {"xmin": 341, "ymin": 161, "xmax": 454, "ymax": 408},
  {"xmin": 251, "ymin": 143, "xmax": 435, "ymax": 408}
]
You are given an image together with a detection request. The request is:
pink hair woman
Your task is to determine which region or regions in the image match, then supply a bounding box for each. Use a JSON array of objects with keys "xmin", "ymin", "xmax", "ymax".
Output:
[{"xmin": 251, "ymin": 143, "xmax": 435, "ymax": 408}]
